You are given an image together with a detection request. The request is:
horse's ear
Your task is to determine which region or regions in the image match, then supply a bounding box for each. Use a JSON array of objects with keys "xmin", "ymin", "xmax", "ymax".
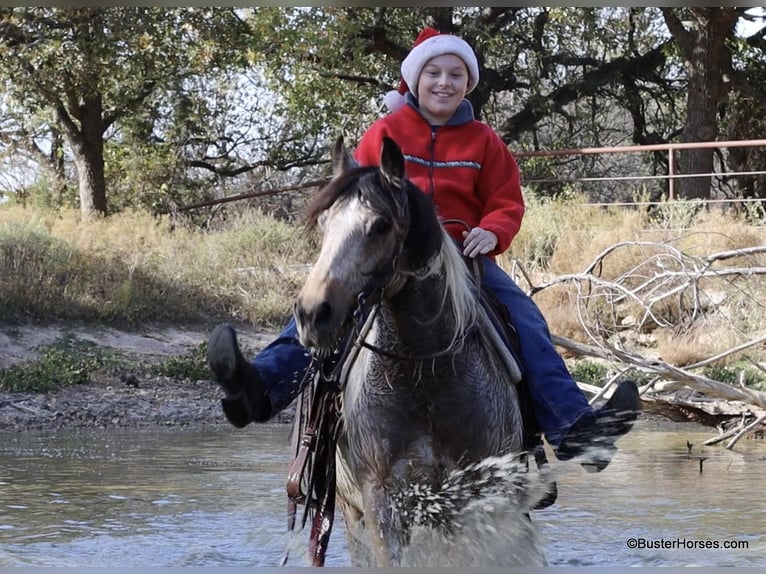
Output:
[
  {"xmin": 380, "ymin": 137, "xmax": 405, "ymax": 187},
  {"xmin": 331, "ymin": 136, "xmax": 358, "ymax": 177}
]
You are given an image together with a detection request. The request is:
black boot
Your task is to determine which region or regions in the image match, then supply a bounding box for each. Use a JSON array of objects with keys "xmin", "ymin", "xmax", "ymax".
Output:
[
  {"xmin": 556, "ymin": 380, "xmax": 641, "ymax": 472},
  {"xmin": 207, "ymin": 323, "xmax": 272, "ymax": 427}
]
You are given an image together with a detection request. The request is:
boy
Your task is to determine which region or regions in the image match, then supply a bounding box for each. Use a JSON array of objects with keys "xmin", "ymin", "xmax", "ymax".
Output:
[{"xmin": 208, "ymin": 27, "xmax": 640, "ymax": 471}]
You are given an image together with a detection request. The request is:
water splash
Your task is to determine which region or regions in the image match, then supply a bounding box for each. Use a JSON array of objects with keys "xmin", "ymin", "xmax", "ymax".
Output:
[
  {"xmin": 401, "ymin": 496, "xmax": 545, "ymax": 566},
  {"xmin": 392, "ymin": 452, "xmax": 552, "ymax": 566}
]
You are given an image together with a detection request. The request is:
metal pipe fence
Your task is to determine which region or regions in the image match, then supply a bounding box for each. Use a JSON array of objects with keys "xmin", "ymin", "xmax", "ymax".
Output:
[
  {"xmin": 515, "ymin": 138, "xmax": 766, "ymax": 206},
  {"xmin": 175, "ymin": 139, "xmax": 766, "ymax": 213}
]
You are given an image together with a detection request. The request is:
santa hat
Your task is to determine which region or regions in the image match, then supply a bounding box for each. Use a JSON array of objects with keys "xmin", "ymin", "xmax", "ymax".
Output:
[{"xmin": 384, "ymin": 26, "xmax": 480, "ymax": 112}]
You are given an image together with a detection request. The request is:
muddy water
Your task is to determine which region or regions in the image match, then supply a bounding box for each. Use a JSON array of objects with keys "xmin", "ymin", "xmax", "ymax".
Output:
[{"xmin": 0, "ymin": 420, "xmax": 763, "ymax": 566}]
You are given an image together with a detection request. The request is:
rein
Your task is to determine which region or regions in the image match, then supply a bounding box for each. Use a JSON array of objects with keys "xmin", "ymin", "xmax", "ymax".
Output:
[{"xmin": 280, "ymin": 258, "xmax": 395, "ymax": 567}]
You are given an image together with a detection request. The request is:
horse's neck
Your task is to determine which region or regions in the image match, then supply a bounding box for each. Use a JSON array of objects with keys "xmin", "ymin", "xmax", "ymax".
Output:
[{"xmin": 381, "ymin": 274, "xmax": 462, "ymax": 355}]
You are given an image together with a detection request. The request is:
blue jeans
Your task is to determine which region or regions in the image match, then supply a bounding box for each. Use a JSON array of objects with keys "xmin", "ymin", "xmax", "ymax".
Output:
[
  {"xmin": 251, "ymin": 256, "xmax": 593, "ymax": 446},
  {"xmin": 481, "ymin": 256, "xmax": 593, "ymax": 445}
]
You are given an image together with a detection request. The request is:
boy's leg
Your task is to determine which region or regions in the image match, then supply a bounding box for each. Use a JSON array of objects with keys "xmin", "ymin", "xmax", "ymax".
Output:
[
  {"xmin": 252, "ymin": 317, "xmax": 313, "ymax": 411},
  {"xmin": 207, "ymin": 318, "xmax": 311, "ymax": 427},
  {"xmin": 480, "ymin": 257, "xmax": 640, "ymax": 468},
  {"xmin": 480, "ymin": 257, "xmax": 592, "ymax": 446}
]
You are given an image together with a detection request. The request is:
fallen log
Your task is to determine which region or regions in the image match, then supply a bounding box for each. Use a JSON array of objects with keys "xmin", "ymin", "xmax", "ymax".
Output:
[{"xmin": 554, "ymin": 334, "xmax": 766, "ymax": 448}]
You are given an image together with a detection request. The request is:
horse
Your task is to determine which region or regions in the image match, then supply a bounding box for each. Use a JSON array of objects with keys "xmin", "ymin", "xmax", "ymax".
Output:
[{"xmin": 292, "ymin": 136, "xmax": 545, "ymax": 566}]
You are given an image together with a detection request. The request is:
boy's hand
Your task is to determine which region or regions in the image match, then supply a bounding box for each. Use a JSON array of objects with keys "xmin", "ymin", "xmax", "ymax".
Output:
[{"xmin": 461, "ymin": 227, "xmax": 498, "ymax": 258}]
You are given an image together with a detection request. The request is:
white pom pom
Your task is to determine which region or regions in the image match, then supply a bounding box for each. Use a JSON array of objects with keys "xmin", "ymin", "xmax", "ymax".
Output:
[{"xmin": 384, "ymin": 89, "xmax": 405, "ymax": 112}]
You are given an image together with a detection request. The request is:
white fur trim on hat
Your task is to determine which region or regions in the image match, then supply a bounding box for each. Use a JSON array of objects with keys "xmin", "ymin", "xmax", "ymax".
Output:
[
  {"xmin": 384, "ymin": 89, "xmax": 406, "ymax": 112},
  {"xmin": 400, "ymin": 34, "xmax": 479, "ymax": 99}
]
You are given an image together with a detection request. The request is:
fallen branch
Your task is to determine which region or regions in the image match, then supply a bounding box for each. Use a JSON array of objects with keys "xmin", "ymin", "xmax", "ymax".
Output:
[
  {"xmin": 703, "ymin": 414, "xmax": 749, "ymax": 446},
  {"xmin": 524, "ymin": 239, "xmax": 766, "ymax": 337},
  {"xmin": 553, "ymin": 333, "xmax": 766, "ymax": 409},
  {"xmin": 523, "ymin": 238, "xmax": 766, "ymax": 446},
  {"xmin": 724, "ymin": 412, "xmax": 766, "ymax": 449},
  {"xmin": 685, "ymin": 334, "xmax": 766, "ymax": 369}
]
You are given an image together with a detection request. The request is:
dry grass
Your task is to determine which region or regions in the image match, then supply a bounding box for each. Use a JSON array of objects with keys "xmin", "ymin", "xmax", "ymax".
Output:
[
  {"xmin": 0, "ymin": 205, "xmax": 315, "ymax": 327},
  {"xmin": 507, "ymin": 196, "xmax": 766, "ymax": 365},
  {"xmin": 1, "ymin": 199, "xmax": 764, "ymax": 367}
]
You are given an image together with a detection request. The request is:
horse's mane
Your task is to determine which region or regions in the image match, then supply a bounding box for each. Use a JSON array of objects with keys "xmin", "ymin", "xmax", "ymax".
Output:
[
  {"xmin": 431, "ymin": 226, "xmax": 480, "ymax": 349},
  {"xmin": 305, "ymin": 165, "xmax": 479, "ymax": 344}
]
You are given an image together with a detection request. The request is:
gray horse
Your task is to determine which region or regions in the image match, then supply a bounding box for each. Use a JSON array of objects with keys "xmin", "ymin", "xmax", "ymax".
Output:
[{"xmin": 294, "ymin": 137, "xmax": 544, "ymax": 566}]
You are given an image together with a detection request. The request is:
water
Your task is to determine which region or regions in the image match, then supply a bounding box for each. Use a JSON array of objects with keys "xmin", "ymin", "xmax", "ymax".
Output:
[{"xmin": 0, "ymin": 419, "xmax": 763, "ymax": 566}]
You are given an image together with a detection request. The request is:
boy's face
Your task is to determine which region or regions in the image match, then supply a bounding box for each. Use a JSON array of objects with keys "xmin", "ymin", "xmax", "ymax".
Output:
[{"xmin": 416, "ymin": 54, "xmax": 469, "ymax": 125}]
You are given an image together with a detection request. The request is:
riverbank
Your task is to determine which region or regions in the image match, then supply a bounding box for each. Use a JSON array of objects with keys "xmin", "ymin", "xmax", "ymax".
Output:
[
  {"xmin": 0, "ymin": 321, "xmax": 758, "ymax": 436},
  {"xmin": 0, "ymin": 322, "xmax": 287, "ymax": 431}
]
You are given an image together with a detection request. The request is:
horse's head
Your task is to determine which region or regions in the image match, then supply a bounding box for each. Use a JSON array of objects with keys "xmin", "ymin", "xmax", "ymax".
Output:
[{"xmin": 294, "ymin": 137, "xmax": 441, "ymax": 352}]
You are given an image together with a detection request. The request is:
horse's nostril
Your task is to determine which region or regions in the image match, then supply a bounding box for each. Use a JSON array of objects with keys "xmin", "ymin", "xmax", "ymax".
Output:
[{"xmin": 315, "ymin": 301, "xmax": 332, "ymax": 326}]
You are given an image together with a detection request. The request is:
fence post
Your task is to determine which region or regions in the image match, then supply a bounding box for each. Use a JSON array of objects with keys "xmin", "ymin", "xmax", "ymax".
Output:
[{"xmin": 668, "ymin": 145, "xmax": 675, "ymax": 200}]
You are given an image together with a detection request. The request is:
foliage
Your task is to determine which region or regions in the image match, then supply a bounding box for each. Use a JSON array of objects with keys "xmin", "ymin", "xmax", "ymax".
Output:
[
  {"xmin": 0, "ymin": 7, "xmax": 255, "ymax": 216},
  {"xmin": 2, "ymin": 7, "xmax": 765, "ymax": 214},
  {"xmin": 244, "ymin": 6, "xmax": 685, "ymax": 154},
  {"xmin": 151, "ymin": 342, "xmax": 210, "ymax": 380},
  {"xmin": 0, "ymin": 337, "xmax": 214, "ymax": 393},
  {"xmin": 0, "ymin": 339, "xmax": 113, "ymax": 392},
  {"xmin": 702, "ymin": 365, "xmax": 766, "ymax": 391},
  {"xmin": 242, "ymin": 6, "xmax": 763, "ymax": 204},
  {"xmin": 568, "ymin": 360, "xmax": 609, "ymax": 385}
]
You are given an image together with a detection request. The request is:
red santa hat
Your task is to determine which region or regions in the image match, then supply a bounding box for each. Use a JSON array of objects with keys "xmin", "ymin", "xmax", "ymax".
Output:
[{"xmin": 384, "ymin": 26, "xmax": 480, "ymax": 113}]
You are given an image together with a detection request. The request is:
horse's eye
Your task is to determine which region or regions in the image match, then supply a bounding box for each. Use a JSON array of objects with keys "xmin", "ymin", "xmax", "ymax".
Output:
[{"xmin": 369, "ymin": 218, "xmax": 392, "ymax": 236}]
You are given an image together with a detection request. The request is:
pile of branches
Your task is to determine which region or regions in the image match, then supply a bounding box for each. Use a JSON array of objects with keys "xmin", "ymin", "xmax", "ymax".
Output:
[{"xmin": 521, "ymin": 240, "xmax": 766, "ymax": 449}]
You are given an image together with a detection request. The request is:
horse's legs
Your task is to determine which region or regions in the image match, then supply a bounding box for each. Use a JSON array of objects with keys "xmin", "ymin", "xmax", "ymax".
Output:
[
  {"xmin": 339, "ymin": 499, "xmax": 375, "ymax": 567},
  {"xmin": 361, "ymin": 479, "xmax": 397, "ymax": 567}
]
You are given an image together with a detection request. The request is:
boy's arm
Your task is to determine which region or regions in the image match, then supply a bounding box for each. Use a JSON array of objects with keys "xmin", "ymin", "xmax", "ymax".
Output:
[{"xmin": 476, "ymin": 134, "xmax": 525, "ymax": 255}]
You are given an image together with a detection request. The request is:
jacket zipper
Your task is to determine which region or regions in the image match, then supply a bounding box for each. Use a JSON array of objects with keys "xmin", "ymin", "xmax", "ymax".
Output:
[{"xmin": 428, "ymin": 126, "xmax": 437, "ymax": 198}]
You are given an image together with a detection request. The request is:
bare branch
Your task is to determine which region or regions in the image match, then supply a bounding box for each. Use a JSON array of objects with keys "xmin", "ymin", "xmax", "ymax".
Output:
[{"xmin": 526, "ymin": 237, "xmax": 766, "ymax": 445}]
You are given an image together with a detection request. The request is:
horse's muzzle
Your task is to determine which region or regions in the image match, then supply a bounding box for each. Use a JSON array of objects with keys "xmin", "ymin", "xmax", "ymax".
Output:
[{"xmin": 294, "ymin": 294, "xmax": 347, "ymax": 352}]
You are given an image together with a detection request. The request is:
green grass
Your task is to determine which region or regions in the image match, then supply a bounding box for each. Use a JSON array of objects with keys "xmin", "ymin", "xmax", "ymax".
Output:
[
  {"xmin": 702, "ymin": 364, "xmax": 766, "ymax": 391},
  {"xmin": 0, "ymin": 338, "xmax": 119, "ymax": 392},
  {"xmin": 568, "ymin": 360, "xmax": 609, "ymax": 386},
  {"xmin": 150, "ymin": 342, "xmax": 210, "ymax": 380},
  {"xmin": 0, "ymin": 336, "xmax": 214, "ymax": 393}
]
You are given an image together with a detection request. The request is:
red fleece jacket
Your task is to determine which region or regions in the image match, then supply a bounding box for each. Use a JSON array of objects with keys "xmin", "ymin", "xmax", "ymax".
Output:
[{"xmin": 354, "ymin": 101, "xmax": 524, "ymax": 256}]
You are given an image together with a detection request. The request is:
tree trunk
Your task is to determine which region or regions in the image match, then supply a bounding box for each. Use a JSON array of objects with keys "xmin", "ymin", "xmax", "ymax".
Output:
[
  {"xmin": 48, "ymin": 128, "xmax": 68, "ymax": 208},
  {"xmin": 664, "ymin": 8, "xmax": 738, "ymax": 200},
  {"xmin": 66, "ymin": 96, "xmax": 108, "ymax": 220}
]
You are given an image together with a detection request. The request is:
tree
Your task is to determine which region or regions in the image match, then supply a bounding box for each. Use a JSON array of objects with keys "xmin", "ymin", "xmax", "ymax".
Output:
[
  {"xmin": 245, "ymin": 7, "xmax": 765, "ymax": 204},
  {"xmin": 4, "ymin": 7, "xmax": 763, "ymax": 214},
  {"xmin": 0, "ymin": 7, "xmax": 252, "ymax": 219},
  {"xmin": 246, "ymin": 7, "xmax": 684, "ymax": 201},
  {"xmin": 662, "ymin": 7, "xmax": 740, "ymax": 200}
]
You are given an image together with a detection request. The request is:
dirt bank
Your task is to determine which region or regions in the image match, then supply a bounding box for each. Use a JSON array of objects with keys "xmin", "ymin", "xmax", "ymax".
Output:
[{"xmin": 0, "ymin": 323, "xmax": 284, "ymax": 432}]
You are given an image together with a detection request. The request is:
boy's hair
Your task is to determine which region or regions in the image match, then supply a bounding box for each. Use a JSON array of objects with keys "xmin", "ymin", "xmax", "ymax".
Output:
[{"xmin": 385, "ymin": 27, "xmax": 480, "ymax": 112}]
